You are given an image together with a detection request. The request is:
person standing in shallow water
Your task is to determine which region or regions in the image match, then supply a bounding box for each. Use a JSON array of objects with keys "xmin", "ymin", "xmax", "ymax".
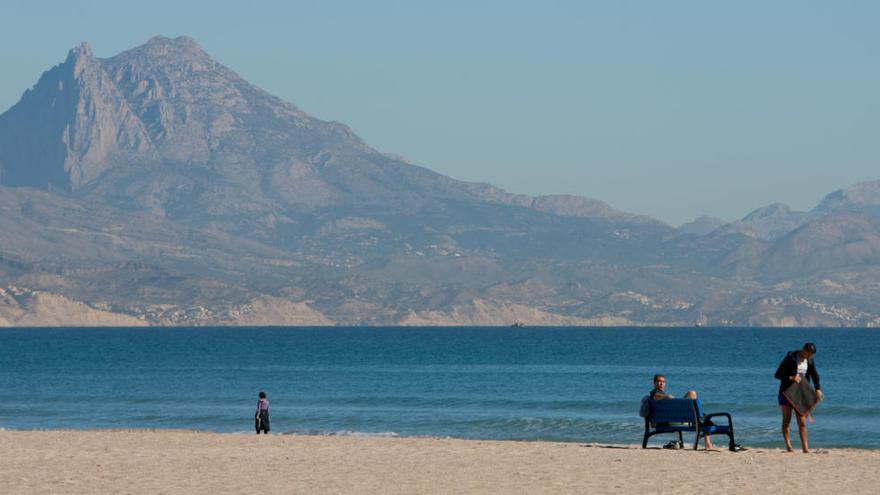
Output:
[
  {"xmin": 255, "ymin": 391, "xmax": 270, "ymax": 434},
  {"xmin": 775, "ymin": 342, "xmax": 823, "ymax": 453}
]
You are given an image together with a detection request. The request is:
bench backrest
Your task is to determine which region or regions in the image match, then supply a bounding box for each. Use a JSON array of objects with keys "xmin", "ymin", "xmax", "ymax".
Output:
[{"xmin": 648, "ymin": 399, "xmax": 697, "ymax": 426}]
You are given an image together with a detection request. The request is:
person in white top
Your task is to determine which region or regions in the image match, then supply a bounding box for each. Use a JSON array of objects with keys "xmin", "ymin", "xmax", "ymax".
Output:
[{"xmin": 774, "ymin": 343, "xmax": 823, "ymax": 453}]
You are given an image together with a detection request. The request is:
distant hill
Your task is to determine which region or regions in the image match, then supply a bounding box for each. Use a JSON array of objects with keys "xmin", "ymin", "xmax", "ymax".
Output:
[
  {"xmin": 1, "ymin": 37, "xmax": 880, "ymax": 327},
  {"xmin": 677, "ymin": 215, "xmax": 727, "ymax": 237},
  {"xmin": 815, "ymin": 181, "xmax": 880, "ymax": 216},
  {"xmin": 710, "ymin": 203, "xmax": 815, "ymax": 241}
]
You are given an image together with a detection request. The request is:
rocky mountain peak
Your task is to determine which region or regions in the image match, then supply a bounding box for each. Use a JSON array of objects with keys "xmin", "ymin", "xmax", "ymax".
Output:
[
  {"xmin": 0, "ymin": 39, "xmax": 153, "ymax": 190},
  {"xmin": 815, "ymin": 180, "xmax": 880, "ymax": 215},
  {"xmin": 115, "ymin": 35, "xmax": 213, "ymax": 66},
  {"xmin": 1, "ymin": 36, "xmax": 671, "ymax": 220},
  {"xmin": 147, "ymin": 35, "xmax": 200, "ymax": 48},
  {"xmin": 67, "ymin": 42, "xmax": 93, "ymax": 60},
  {"xmin": 63, "ymin": 41, "xmax": 102, "ymax": 81},
  {"xmin": 1, "ymin": 37, "xmax": 378, "ymax": 201},
  {"xmin": 713, "ymin": 202, "xmax": 815, "ymax": 241},
  {"xmin": 742, "ymin": 202, "xmax": 792, "ymax": 221}
]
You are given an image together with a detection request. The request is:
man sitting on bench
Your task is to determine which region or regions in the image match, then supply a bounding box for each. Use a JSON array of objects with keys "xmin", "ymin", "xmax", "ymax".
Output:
[{"xmin": 645, "ymin": 374, "xmax": 713, "ymax": 450}]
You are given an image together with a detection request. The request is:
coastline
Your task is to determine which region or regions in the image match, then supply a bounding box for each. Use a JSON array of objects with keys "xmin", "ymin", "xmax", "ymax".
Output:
[
  {"xmin": 4, "ymin": 287, "xmax": 879, "ymax": 328},
  {"xmin": 1, "ymin": 430, "xmax": 877, "ymax": 494}
]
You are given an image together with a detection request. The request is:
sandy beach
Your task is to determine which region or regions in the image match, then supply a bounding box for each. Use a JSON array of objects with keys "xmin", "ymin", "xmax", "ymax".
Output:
[{"xmin": 0, "ymin": 430, "xmax": 876, "ymax": 494}]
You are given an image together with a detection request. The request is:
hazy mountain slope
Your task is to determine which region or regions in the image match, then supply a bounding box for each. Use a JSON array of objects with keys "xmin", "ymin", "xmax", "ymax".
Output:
[
  {"xmin": 714, "ymin": 203, "xmax": 815, "ymax": 241},
  {"xmin": 677, "ymin": 215, "xmax": 727, "ymax": 237},
  {"xmin": 750, "ymin": 213, "xmax": 880, "ymax": 282},
  {"xmin": 815, "ymin": 180, "xmax": 880, "ymax": 216},
  {"xmin": 1, "ymin": 36, "xmax": 880, "ymax": 326}
]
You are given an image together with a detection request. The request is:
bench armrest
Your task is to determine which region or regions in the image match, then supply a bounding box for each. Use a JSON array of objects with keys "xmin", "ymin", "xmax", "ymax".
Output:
[{"xmin": 702, "ymin": 412, "xmax": 732, "ymax": 425}]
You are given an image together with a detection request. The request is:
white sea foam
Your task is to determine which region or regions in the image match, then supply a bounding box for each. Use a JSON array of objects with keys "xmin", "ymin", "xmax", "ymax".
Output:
[{"xmin": 280, "ymin": 429, "xmax": 400, "ymax": 438}]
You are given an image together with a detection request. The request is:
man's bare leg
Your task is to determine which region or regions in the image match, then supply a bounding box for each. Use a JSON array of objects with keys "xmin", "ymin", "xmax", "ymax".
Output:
[
  {"xmin": 796, "ymin": 414, "xmax": 809, "ymax": 453},
  {"xmin": 684, "ymin": 390, "xmax": 714, "ymax": 450},
  {"xmin": 781, "ymin": 406, "xmax": 794, "ymax": 452}
]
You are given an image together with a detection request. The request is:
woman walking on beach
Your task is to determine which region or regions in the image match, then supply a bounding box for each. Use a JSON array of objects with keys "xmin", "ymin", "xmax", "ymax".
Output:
[
  {"xmin": 255, "ymin": 391, "xmax": 270, "ymax": 434},
  {"xmin": 775, "ymin": 343, "xmax": 823, "ymax": 453}
]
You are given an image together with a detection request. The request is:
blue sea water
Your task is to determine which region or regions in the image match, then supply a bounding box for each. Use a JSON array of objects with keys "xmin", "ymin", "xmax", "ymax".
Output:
[{"xmin": 0, "ymin": 327, "xmax": 877, "ymax": 449}]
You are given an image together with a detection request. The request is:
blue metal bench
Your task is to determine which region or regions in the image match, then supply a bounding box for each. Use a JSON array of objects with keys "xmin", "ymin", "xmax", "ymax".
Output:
[{"xmin": 642, "ymin": 398, "xmax": 736, "ymax": 451}]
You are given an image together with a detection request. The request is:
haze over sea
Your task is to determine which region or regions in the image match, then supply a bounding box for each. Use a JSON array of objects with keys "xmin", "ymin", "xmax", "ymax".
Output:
[{"xmin": 1, "ymin": 327, "xmax": 876, "ymax": 449}]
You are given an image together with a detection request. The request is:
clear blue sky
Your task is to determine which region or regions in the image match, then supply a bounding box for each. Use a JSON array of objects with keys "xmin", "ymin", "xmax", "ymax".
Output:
[{"xmin": 2, "ymin": 0, "xmax": 878, "ymax": 225}]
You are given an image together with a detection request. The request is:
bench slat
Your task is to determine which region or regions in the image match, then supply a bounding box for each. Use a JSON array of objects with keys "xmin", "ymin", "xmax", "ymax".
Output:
[{"xmin": 649, "ymin": 399, "xmax": 696, "ymax": 425}]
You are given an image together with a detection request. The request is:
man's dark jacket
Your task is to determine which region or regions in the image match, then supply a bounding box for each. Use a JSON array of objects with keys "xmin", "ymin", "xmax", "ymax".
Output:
[{"xmin": 774, "ymin": 350, "xmax": 820, "ymax": 393}]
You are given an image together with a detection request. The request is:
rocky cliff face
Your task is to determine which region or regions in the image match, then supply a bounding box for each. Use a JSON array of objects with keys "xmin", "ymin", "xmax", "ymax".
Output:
[
  {"xmin": 2, "ymin": 37, "xmax": 880, "ymax": 327},
  {"xmin": 0, "ymin": 43, "xmax": 153, "ymax": 190}
]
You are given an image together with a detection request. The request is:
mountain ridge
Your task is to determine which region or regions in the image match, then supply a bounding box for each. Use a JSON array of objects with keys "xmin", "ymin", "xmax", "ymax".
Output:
[{"xmin": 2, "ymin": 37, "xmax": 880, "ymax": 327}]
